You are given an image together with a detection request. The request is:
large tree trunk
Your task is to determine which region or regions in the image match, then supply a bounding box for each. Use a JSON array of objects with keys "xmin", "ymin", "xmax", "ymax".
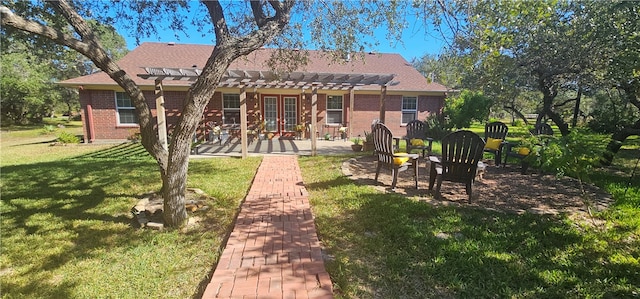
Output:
[
  {"xmin": 160, "ymin": 0, "xmax": 293, "ymax": 226},
  {"xmin": 571, "ymin": 87, "xmax": 583, "ymax": 128},
  {"xmin": 159, "ymin": 47, "xmax": 240, "ymax": 226},
  {"xmin": 539, "ymin": 78, "xmax": 570, "ymax": 136}
]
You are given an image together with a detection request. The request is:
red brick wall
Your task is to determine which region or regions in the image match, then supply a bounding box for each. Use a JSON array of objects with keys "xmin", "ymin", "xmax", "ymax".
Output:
[
  {"xmin": 79, "ymin": 89, "xmax": 186, "ymax": 141},
  {"xmin": 349, "ymin": 94, "xmax": 445, "ymax": 138},
  {"xmin": 80, "ymin": 88, "xmax": 445, "ymax": 142}
]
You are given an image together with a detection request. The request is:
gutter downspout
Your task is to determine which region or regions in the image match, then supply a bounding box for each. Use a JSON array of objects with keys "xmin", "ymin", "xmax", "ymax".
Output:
[{"xmin": 86, "ymin": 104, "xmax": 95, "ymax": 143}]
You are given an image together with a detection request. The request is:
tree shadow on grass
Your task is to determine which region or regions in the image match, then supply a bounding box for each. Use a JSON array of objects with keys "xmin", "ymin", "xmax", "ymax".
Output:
[{"xmin": 0, "ymin": 147, "xmax": 159, "ymax": 297}]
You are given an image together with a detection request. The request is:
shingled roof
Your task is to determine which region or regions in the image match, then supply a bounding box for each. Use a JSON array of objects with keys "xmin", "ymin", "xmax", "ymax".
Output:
[{"xmin": 60, "ymin": 42, "xmax": 449, "ymax": 93}]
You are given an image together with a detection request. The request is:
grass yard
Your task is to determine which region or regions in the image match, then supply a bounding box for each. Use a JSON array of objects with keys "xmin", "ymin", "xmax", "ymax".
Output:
[
  {"xmin": 0, "ymin": 122, "xmax": 261, "ymax": 298},
  {"xmin": 300, "ymin": 125, "xmax": 640, "ymax": 298},
  {"xmin": 2, "ymin": 120, "xmax": 639, "ymax": 298}
]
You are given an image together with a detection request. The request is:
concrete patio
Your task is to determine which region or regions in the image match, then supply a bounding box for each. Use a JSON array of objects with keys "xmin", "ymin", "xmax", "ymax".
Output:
[{"xmin": 191, "ymin": 137, "xmax": 355, "ymax": 157}]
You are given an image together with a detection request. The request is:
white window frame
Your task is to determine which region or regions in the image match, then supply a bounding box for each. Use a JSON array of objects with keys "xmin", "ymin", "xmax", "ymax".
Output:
[
  {"xmin": 222, "ymin": 93, "xmax": 240, "ymax": 125},
  {"xmin": 115, "ymin": 92, "xmax": 137, "ymax": 125},
  {"xmin": 401, "ymin": 96, "xmax": 418, "ymax": 125},
  {"xmin": 326, "ymin": 95, "xmax": 343, "ymax": 125}
]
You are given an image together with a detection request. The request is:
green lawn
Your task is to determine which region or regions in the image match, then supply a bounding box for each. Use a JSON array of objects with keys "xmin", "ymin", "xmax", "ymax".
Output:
[
  {"xmin": 2, "ymin": 121, "xmax": 638, "ymax": 298},
  {"xmin": 1, "ymin": 122, "xmax": 261, "ymax": 298},
  {"xmin": 300, "ymin": 123, "xmax": 640, "ymax": 298}
]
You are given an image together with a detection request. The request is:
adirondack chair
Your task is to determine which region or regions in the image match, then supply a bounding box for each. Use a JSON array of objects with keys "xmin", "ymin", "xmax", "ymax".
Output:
[
  {"xmin": 399, "ymin": 120, "xmax": 433, "ymax": 158},
  {"xmin": 483, "ymin": 121, "xmax": 509, "ymax": 166},
  {"xmin": 429, "ymin": 130, "xmax": 485, "ymax": 200},
  {"xmin": 531, "ymin": 123, "xmax": 553, "ymax": 135},
  {"xmin": 503, "ymin": 123, "xmax": 554, "ymax": 174},
  {"xmin": 372, "ymin": 123, "xmax": 419, "ymax": 190}
]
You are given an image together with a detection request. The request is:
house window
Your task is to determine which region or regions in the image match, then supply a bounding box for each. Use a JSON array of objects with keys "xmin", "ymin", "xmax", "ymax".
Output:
[
  {"xmin": 115, "ymin": 92, "xmax": 137, "ymax": 125},
  {"xmin": 223, "ymin": 94, "xmax": 240, "ymax": 125},
  {"xmin": 401, "ymin": 96, "xmax": 418, "ymax": 124},
  {"xmin": 326, "ymin": 95, "xmax": 343, "ymax": 125}
]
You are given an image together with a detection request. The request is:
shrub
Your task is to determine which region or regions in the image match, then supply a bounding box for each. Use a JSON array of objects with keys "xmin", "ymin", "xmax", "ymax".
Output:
[
  {"xmin": 524, "ymin": 127, "xmax": 607, "ymax": 182},
  {"xmin": 512, "ymin": 119, "xmax": 524, "ymax": 127},
  {"xmin": 588, "ymin": 92, "xmax": 638, "ymax": 134},
  {"xmin": 57, "ymin": 131, "xmax": 81, "ymax": 144},
  {"xmin": 41, "ymin": 125, "xmax": 56, "ymax": 135},
  {"xmin": 444, "ymin": 90, "xmax": 493, "ymax": 129},
  {"xmin": 424, "ymin": 113, "xmax": 450, "ymax": 140}
]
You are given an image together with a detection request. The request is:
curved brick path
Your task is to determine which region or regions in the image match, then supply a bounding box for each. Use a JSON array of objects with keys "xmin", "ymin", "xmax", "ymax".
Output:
[{"xmin": 202, "ymin": 155, "xmax": 334, "ymax": 299}]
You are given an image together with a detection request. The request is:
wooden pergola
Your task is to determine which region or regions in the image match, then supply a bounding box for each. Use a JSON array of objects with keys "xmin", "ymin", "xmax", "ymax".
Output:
[{"xmin": 138, "ymin": 67, "xmax": 396, "ymax": 158}]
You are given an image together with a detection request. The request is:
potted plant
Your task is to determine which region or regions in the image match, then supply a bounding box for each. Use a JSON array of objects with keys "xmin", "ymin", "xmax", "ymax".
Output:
[
  {"xmin": 256, "ymin": 120, "xmax": 267, "ymax": 139},
  {"xmin": 339, "ymin": 125, "xmax": 347, "ymax": 140},
  {"xmin": 351, "ymin": 136, "xmax": 363, "ymax": 152},
  {"xmin": 296, "ymin": 124, "xmax": 306, "ymax": 139},
  {"xmin": 362, "ymin": 131, "xmax": 374, "ymax": 151}
]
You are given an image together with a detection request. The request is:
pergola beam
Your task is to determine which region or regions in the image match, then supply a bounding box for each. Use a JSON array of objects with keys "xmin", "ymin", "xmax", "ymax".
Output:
[
  {"xmin": 138, "ymin": 68, "xmax": 395, "ymax": 89},
  {"xmin": 139, "ymin": 68, "xmax": 396, "ymax": 158}
]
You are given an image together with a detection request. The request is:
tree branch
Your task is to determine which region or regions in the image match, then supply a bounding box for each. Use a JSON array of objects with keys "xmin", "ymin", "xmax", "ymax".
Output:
[
  {"xmin": 202, "ymin": 0, "xmax": 230, "ymax": 45},
  {"xmin": 1, "ymin": 2, "xmax": 169, "ymax": 173},
  {"xmin": 250, "ymin": 1, "xmax": 267, "ymax": 27},
  {"xmin": 0, "ymin": 5, "xmax": 91, "ymax": 54},
  {"xmin": 553, "ymin": 97, "xmax": 577, "ymax": 108}
]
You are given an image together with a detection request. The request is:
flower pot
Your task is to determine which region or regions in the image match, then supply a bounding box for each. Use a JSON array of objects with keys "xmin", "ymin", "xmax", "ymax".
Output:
[{"xmin": 351, "ymin": 144, "xmax": 363, "ymax": 152}]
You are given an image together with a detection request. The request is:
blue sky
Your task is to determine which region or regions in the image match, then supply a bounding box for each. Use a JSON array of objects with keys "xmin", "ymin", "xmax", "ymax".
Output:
[{"xmin": 120, "ymin": 13, "xmax": 449, "ymax": 63}]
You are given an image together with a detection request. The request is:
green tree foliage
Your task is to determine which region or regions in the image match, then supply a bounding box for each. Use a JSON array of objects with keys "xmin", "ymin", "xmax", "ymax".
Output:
[
  {"xmin": 427, "ymin": 0, "xmax": 638, "ymax": 165},
  {"xmin": 588, "ymin": 90, "xmax": 639, "ymax": 134},
  {"xmin": 412, "ymin": 52, "xmax": 464, "ymax": 89},
  {"xmin": 589, "ymin": 1, "xmax": 640, "ymax": 165},
  {"xmin": 444, "ymin": 1, "xmax": 615, "ymax": 136},
  {"xmin": 1, "ymin": 15, "xmax": 127, "ymax": 125},
  {"xmin": 444, "ymin": 90, "xmax": 492, "ymax": 129},
  {"xmin": 1, "ymin": 47, "xmax": 56, "ymax": 124}
]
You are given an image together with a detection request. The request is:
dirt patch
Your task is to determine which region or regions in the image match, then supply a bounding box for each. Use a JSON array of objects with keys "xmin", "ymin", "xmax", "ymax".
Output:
[
  {"xmin": 343, "ymin": 155, "xmax": 613, "ymax": 220},
  {"xmin": 131, "ymin": 188, "xmax": 211, "ymax": 230}
]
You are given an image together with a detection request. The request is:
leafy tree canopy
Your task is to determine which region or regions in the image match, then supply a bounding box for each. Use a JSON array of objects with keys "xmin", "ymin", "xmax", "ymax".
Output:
[{"xmin": 1, "ymin": 7, "xmax": 128, "ymax": 124}]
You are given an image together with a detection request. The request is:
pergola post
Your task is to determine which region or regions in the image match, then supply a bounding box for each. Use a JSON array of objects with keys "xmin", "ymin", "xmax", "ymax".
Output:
[
  {"xmin": 349, "ymin": 87, "xmax": 355, "ymax": 139},
  {"xmin": 240, "ymin": 85, "xmax": 248, "ymax": 159},
  {"xmin": 301, "ymin": 89, "xmax": 306, "ymax": 139},
  {"xmin": 253, "ymin": 87, "xmax": 259, "ymax": 126},
  {"xmin": 379, "ymin": 85, "xmax": 387, "ymax": 124},
  {"xmin": 311, "ymin": 85, "xmax": 318, "ymax": 156},
  {"xmin": 155, "ymin": 79, "xmax": 168, "ymax": 150}
]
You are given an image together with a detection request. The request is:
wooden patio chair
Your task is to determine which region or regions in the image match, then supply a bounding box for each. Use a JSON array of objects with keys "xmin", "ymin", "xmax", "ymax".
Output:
[
  {"xmin": 372, "ymin": 123, "xmax": 419, "ymax": 190},
  {"xmin": 396, "ymin": 120, "xmax": 433, "ymax": 158},
  {"xmin": 483, "ymin": 121, "xmax": 509, "ymax": 166},
  {"xmin": 429, "ymin": 130, "xmax": 485, "ymax": 200},
  {"xmin": 503, "ymin": 123, "xmax": 554, "ymax": 174}
]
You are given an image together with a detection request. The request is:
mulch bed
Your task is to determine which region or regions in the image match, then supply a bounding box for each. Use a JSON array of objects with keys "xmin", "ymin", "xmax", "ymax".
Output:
[{"xmin": 342, "ymin": 155, "xmax": 613, "ymax": 219}]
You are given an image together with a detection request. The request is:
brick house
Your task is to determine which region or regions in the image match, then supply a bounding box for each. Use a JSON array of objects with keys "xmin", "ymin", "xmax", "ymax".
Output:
[{"xmin": 60, "ymin": 42, "xmax": 448, "ymax": 143}]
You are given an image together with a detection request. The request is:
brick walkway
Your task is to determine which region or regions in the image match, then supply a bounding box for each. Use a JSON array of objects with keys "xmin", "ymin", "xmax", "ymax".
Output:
[{"xmin": 202, "ymin": 155, "xmax": 334, "ymax": 299}]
